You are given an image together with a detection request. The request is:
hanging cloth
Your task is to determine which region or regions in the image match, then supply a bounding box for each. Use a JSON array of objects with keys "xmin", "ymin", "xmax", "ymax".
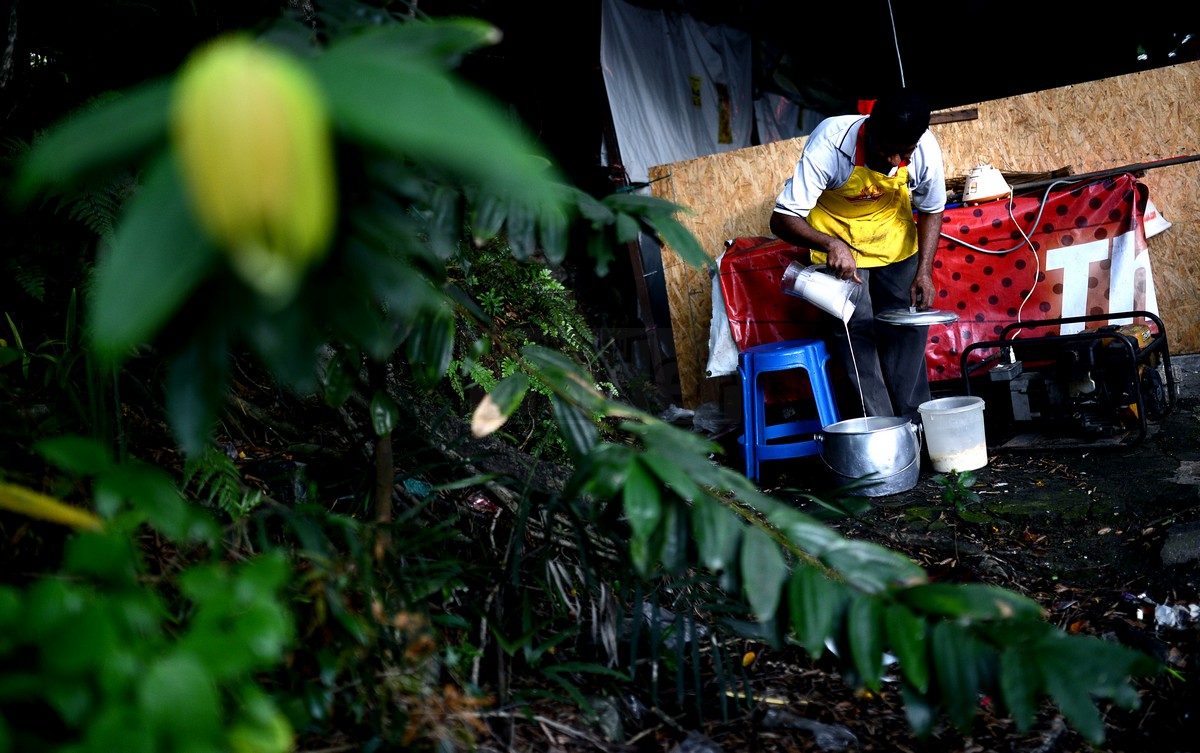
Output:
[{"xmin": 805, "ymin": 122, "xmax": 917, "ymax": 269}]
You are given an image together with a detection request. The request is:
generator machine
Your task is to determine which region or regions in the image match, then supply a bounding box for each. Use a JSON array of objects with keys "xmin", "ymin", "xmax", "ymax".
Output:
[{"xmin": 960, "ymin": 311, "xmax": 1176, "ymax": 449}]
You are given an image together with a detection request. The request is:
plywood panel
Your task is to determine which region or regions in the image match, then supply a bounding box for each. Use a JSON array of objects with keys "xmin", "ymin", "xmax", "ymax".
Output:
[{"xmin": 651, "ymin": 61, "xmax": 1200, "ymax": 407}]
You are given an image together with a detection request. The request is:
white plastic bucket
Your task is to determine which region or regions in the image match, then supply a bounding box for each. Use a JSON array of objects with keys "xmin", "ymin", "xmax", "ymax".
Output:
[
  {"xmin": 918, "ymin": 396, "xmax": 988, "ymax": 473},
  {"xmin": 780, "ymin": 261, "xmax": 862, "ymax": 322}
]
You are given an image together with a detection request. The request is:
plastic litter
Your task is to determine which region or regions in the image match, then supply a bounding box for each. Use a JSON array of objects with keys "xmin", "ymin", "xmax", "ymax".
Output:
[
  {"xmin": 761, "ymin": 708, "xmax": 858, "ymax": 751},
  {"xmin": 659, "ymin": 404, "xmax": 695, "ymax": 425},
  {"xmin": 1125, "ymin": 592, "xmax": 1200, "ymax": 630},
  {"xmin": 670, "ymin": 731, "xmax": 724, "ymax": 753}
]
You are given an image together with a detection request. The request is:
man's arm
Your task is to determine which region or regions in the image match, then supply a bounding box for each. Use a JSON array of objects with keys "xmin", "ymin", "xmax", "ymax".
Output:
[
  {"xmin": 910, "ymin": 210, "xmax": 943, "ymax": 310},
  {"xmin": 769, "ymin": 211, "xmax": 862, "ymax": 284}
]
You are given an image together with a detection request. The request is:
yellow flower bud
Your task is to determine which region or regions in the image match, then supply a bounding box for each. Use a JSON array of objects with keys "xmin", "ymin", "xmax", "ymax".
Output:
[{"xmin": 171, "ymin": 35, "xmax": 336, "ymax": 303}]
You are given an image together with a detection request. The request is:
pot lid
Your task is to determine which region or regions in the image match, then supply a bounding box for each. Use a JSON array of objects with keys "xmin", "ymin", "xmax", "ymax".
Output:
[{"xmin": 875, "ymin": 307, "xmax": 960, "ymax": 326}]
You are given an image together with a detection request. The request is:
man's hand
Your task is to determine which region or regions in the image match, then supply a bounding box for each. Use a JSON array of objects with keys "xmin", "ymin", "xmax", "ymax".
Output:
[
  {"xmin": 911, "ymin": 270, "xmax": 936, "ymax": 310},
  {"xmin": 825, "ymin": 238, "xmax": 862, "ymax": 284},
  {"xmin": 770, "ymin": 211, "xmax": 861, "ymax": 282}
]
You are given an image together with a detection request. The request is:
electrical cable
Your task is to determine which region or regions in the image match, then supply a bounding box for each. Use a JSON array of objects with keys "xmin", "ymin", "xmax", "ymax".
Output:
[
  {"xmin": 939, "ymin": 175, "xmax": 1104, "ymax": 347},
  {"xmin": 1004, "ymin": 188, "xmax": 1039, "ymax": 342},
  {"xmin": 886, "ymin": 0, "xmax": 905, "ymax": 87}
]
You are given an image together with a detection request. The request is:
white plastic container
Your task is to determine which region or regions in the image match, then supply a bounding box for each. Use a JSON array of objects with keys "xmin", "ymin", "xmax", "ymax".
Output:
[
  {"xmin": 780, "ymin": 261, "xmax": 862, "ymax": 322},
  {"xmin": 917, "ymin": 396, "xmax": 988, "ymax": 473}
]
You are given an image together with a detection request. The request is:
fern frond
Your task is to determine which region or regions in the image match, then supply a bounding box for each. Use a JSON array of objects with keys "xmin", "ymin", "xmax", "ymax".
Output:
[
  {"xmin": 10, "ymin": 261, "xmax": 47, "ymax": 302},
  {"xmin": 56, "ymin": 172, "xmax": 137, "ymax": 240},
  {"xmin": 183, "ymin": 445, "xmax": 262, "ymax": 519}
]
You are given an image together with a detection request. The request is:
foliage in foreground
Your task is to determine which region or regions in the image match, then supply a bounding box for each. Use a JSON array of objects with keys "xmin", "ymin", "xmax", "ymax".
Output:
[{"xmin": 1, "ymin": 2, "xmax": 1163, "ymax": 750}]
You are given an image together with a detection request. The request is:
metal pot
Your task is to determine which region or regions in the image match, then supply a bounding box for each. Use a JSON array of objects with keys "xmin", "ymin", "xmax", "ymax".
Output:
[{"xmin": 816, "ymin": 416, "xmax": 922, "ymax": 496}]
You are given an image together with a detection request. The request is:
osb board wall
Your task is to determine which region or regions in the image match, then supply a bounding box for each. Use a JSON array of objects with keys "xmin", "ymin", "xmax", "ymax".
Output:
[{"xmin": 650, "ymin": 60, "xmax": 1200, "ymax": 408}]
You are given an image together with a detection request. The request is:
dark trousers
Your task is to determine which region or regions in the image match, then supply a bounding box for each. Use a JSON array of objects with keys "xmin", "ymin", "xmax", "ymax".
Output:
[{"xmin": 823, "ymin": 254, "xmax": 930, "ymax": 420}]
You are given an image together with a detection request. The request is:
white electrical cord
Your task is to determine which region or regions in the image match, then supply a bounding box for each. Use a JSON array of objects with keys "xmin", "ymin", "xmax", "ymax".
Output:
[
  {"xmin": 938, "ymin": 178, "xmax": 1085, "ymax": 341},
  {"xmin": 886, "ymin": 0, "xmax": 905, "ymax": 87}
]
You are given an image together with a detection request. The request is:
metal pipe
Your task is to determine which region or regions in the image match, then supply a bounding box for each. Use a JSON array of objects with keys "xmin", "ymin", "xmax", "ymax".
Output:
[{"xmin": 1010, "ymin": 154, "xmax": 1200, "ymax": 194}]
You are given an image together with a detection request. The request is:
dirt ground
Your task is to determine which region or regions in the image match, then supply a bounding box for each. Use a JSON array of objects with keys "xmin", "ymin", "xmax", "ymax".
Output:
[{"xmin": 710, "ymin": 354, "xmax": 1200, "ymax": 751}]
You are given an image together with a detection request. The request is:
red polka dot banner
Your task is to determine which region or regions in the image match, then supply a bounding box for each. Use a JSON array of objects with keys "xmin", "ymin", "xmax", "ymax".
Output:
[
  {"xmin": 716, "ymin": 174, "xmax": 1158, "ymax": 387},
  {"xmin": 932, "ymin": 174, "xmax": 1156, "ymax": 381}
]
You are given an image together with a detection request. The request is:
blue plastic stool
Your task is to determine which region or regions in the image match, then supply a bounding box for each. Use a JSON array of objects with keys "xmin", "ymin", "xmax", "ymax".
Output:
[{"xmin": 737, "ymin": 339, "xmax": 841, "ymax": 482}]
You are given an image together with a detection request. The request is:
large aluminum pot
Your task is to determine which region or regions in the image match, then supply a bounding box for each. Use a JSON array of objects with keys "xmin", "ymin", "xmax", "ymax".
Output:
[{"xmin": 815, "ymin": 417, "xmax": 922, "ymax": 496}]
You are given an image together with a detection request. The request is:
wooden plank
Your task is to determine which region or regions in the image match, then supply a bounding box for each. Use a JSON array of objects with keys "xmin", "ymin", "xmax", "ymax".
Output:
[{"xmin": 930, "ymin": 108, "xmax": 978, "ymax": 125}]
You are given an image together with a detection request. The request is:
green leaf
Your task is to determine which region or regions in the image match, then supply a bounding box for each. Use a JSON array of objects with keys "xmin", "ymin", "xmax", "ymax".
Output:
[
  {"xmin": 370, "ymin": 390, "xmax": 399, "ymax": 436},
  {"xmin": 586, "ymin": 231, "xmax": 613, "ymax": 277},
  {"xmin": 523, "ymin": 344, "xmax": 609, "ymax": 414},
  {"xmin": 138, "ymin": 652, "xmax": 221, "ymax": 746},
  {"xmin": 846, "ymin": 594, "xmax": 885, "ymax": 692},
  {"xmin": 613, "ymin": 211, "xmax": 641, "ymax": 244},
  {"xmin": 622, "ymin": 460, "xmax": 662, "ymax": 541},
  {"xmin": 691, "ymin": 495, "xmax": 740, "ymax": 573},
  {"xmin": 538, "ymin": 202, "xmax": 569, "ymax": 264},
  {"xmin": 819, "ymin": 539, "xmax": 927, "ymax": 593},
  {"xmin": 166, "ymin": 327, "xmax": 230, "ymax": 458},
  {"xmin": 0, "ymin": 586, "xmax": 21, "ymax": 631},
  {"xmin": 505, "ymin": 201, "xmax": 538, "ymax": 259},
  {"xmin": 651, "ymin": 212, "xmax": 711, "ymax": 271},
  {"xmin": 244, "ymin": 304, "xmax": 323, "ymax": 394},
  {"xmin": 564, "ymin": 442, "xmax": 635, "ymax": 501},
  {"xmin": 900, "ymin": 680, "xmax": 938, "ymax": 739},
  {"xmin": 573, "ymin": 188, "xmax": 616, "ymax": 225},
  {"xmin": 740, "ymin": 527, "xmax": 786, "ymax": 622},
  {"xmin": 405, "ymin": 308, "xmax": 455, "ymax": 390},
  {"xmin": 471, "ymin": 373, "xmax": 528, "ymax": 438},
  {"xmin": 329, "ymin": 17, "xmax": 504, "ymax": 65},
  {"xmin": 885, "ymin": 602, "xmax": 929, "ymax": 694},
  {"xmin": 238, "ymin": 550, "xmax": 292, "ymax": 593},
  {"xmin": 88, "ymin": 156, "xmax": 219, "ymax": 364},
  {"xmin": 542, "ymin": 661, "xmax": 630, "ymax": 682},
  {"xmin": 658, "ymin": 499, "xmax": 688, "ymax": 575},
  {"xmin": 228, "ymin": 691, "xmax": 293, "ymax": 753},
  {"xmin": 901, "ymin": 583, "xmax": 1045, "ymax": 622},
  {"xmin": 1031, "ymin": 630, "xmax": 1159, "ymax": 710},
  {"xmin": 773, "ymin": 508, "xmax": 850, "ymax": 557},
  {"xmin": 998, "ymin": 646, "xmax": 1041, "ymax": 732},
  {"xmin": 100, "ymin": 464, "xmax": 218, "ymax": 545},
  {"xmin": 490, "ymin": 372, "xmax": 529, "ymax": 416},
  {"xmin": 550, "ymin": 393, "xmax": 599, "ymax": 461},
  {"xmin": 41, "ymin": 603, "xmax": 118, "ymax": 677},
  {"xmin": 1042, "ymin": 659, "xmax": 1106, "ymax": 746},
  {"xmin": 15, "ymin": 78, "xmax": 172, "ymax": 201},
  {"xmin": 931, "ymin": 621, "xmax": 986, "ymax": 732},
  {"xmin": 468, "ymin": 190, "xmax": 506, "ymax": 241},
  {"xmin": 640, "ymin": 449, "xmax": 704, "ymax": 504},
  {"xmin": 83, "ymin": 706, "xmax": 155, "ymax": 753},
  {"xmin": 788, "ymin": 566, "xmax": 845, "ymax": 659},
  {"xmin": 603, "ymin": 192, "xmax": 679, "ymax": 217},
  {"xmin": 323, "ymin": 346, "xmax": 361, "ymax": 408},
  {"xmin": 63, "ymin": 530, "xmax": 139, "ymax": 584},
  {"xmin": 315, "ymin": 31, "xmax": 565, "ymax": 207},
  {"xmin": 34, "ymin": 435, "xmax": 113, "ymax": 477}
]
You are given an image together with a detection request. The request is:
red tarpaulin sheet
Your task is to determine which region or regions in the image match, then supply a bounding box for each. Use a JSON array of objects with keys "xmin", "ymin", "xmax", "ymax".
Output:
[{"xmin": 718, "ymin": 174, "xmax": 1159, "ymax": 386}]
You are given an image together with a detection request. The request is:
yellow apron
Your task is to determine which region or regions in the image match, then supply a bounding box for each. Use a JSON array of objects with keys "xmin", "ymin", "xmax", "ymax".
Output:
[{"xmin": 806, "ymin": 125, "xmax": 917, "ymax": 268}]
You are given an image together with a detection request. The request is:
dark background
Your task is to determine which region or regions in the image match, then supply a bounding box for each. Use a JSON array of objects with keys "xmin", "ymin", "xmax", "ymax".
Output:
[
  {"xmin": 448, "ymin": 0, "xmax": 1196, "ymax": 186},
  {"xmin": 3, "ymin": 1, "xmax": 1194, "ymax": 189}
]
